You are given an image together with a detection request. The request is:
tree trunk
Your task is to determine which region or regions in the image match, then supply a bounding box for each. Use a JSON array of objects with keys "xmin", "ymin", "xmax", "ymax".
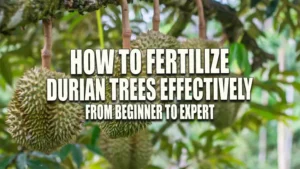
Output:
[
  {"xmin": 258, "ymin": 18, "xmax": 272, "ymax": 169},
  {"xmin": 277, "ymin": 39, "xmax": 294, "ymax": 169},
  {"xmin": 258, "ymin": 127, "xmax": 267, "ymax": 168}
]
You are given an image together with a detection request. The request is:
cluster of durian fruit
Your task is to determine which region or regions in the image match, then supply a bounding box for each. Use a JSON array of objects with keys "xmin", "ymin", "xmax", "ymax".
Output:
[
  {"xmin": 6, "ymin": 32, "xmax": 243, "ymax": 169},
  {"xmin": 100, "ymin": 32, "xmax": 244, "ymax": 169}
]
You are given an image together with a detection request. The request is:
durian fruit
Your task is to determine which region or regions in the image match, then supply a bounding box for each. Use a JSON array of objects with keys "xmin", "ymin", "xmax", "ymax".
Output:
[
  {"xmin": 6, "ymin": 67, "xmax": 84, "ymax": 154},
  {"xmin": 99, "ymin": 54, "xmax": 151, "ymax": 139},
  {"xmin": 131, "ymin": 30, "xmax": 180, "ymax": 74},
  {"xmin": 181, "ymin": 38, "xmax": 220, "ymax": 49},
  {"xmin": 131, "ymin": 30, "xmax": 180, "ymax": 77},
  {"xmin": 181, "ymin": 39, "xmax": 242, "ymax": 129},
  {"xmin": 212, "ymin": 101, "xmax": 242, "ymax": 129},
  {"xmin": 210, "ymin": 73, "xmax": 244, "ymax": 129},
  {"xmin": 100, "ymin": 31, "xmax": 180, "ymax": 138},
  {"xmin": 131, "ymin": 30, "xmax": 180, "ymax": 50},
  {"xmin": 132, "ymin": 30, "xmax": 180, "ymax": 102},
  {"xmin": 100, "ymin": 129, "xmax": 153, "ymax": 169},
  {"xmin": 99, "ymin": 104, "xmax": 150, "ymax": 139},
  {"xmin": 181, "ymin": 39, "xmax": 221, "ymax": 70}
]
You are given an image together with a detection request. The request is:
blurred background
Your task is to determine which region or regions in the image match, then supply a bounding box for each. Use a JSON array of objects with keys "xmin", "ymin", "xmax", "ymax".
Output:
[{"xmin": 0, "ymin": 0, "xmax": 300, "ymax": 168}]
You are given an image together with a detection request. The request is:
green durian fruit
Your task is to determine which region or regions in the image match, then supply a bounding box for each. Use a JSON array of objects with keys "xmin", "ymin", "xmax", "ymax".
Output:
[
  {"xmin": 100, "ymin": 129, "xmax": 152, "ymax": 169},
  {"xmin": 181, "ymin": 39, "xmax": 243, "ymax": 129},
  {"xmin": 100, "ymin": 116, "xmax": 150, "ymax": 139},
  {"xmin": 99, "ymin": 55, "xmax": 151, "ymax": 139},
  {"xmin": 212, "ymin": 101, "xmax": 242, "ymax": 129},
  {"xmin": 181, "ymin": 39, "xmax": 221, "ymax": 71},
  {"xmin": 211, "ymin": 74, "xmax": 244, "ymax": 129},
  {"xmin": 131, "ymin": 30, "xmax": 180, "ymax": 50},
  {"xmin": 132, "ymin": 30, "xmax": 180, "ymax": 101},
  {"xmin": 6, "ymin": 67, "xmax": 84, "ymax": 154},
  {"xmin": 100, "ymin": 32, "xmax": 180, "ymax": 138},
  {"xmin": 181, "ymin": 38, "xmax": 220, "ymax": 49}
]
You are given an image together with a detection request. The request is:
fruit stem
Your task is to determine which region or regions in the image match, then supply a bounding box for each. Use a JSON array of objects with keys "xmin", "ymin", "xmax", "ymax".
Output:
[
  {"xmin": 121, "ymin": 0, "xmax": 131, "ymax": 49},
  {"xmin": 153, "ymin": 0, "xmax": 160, "ymax": 31},
  {"xmin": 195, "ymin": 0, "xmax": 206, "ymax": 39},
  {"xmin": 41, "ymin": 19, "xmax": 52, "ymax": 69}
]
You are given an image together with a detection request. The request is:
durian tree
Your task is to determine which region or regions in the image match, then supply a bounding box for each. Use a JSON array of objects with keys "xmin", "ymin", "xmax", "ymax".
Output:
[{"xmin": 1, "ymin": 0, "xmax": 300, "ymax": 169}]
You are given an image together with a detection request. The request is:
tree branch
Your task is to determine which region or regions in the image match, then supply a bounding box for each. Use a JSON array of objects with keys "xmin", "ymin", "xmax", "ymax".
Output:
[
  {"xmin": 167, "ymin": 0, "xmax": 193, "ymax": 37},
  {"xmin": 164, "ymin": 0, "xmax": 275, "ymax": 71},
  {"xmin": 41, "ymin": 19, "xmax": 52, "ymax": 69},
  {"xmin": 202, "ymin": 0, "xmax": 275, "ymax": 70},
  {"xmin": 0, "ymin": 0, "xmax": 275, "ymax": 70},
  {"xmin": 153, "ymin": 0, "xmax": 160, "ymax": 31},
  {"xmin": 120, "ymin": 0, "xmax": 131, "ymax": 49},
  {"xmin": 195, "ymin": 0, "xmax": 206, "ymax": 39},
  {"xmin": 0, "ymin": 0, "xmax": 118, "ymax": 33}
]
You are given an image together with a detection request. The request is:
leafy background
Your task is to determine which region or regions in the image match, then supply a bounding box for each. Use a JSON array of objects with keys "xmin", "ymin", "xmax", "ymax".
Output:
[{"xmin": 0, "ymin": 0, "xmax": 300, "ymax": 168}]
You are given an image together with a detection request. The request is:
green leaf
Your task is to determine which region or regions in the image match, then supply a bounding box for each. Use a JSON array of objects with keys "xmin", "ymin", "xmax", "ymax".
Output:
[
  {"xmin": 16, "ymin": 153, "xmax": 27, "ymax": 169},
  {"xmin": 296, "ymin": 54, "xmax": 300, "ymax": 62},
  {"xmin": 27, "ymin": 159, "xmax": 49, "ymax": 169},
  {"xmin": 0, "ymin": 56, "xmax": 13, "ymax": 86},
  {"xmin": 241, "ymin": 113, "xmax": 262, "ymax": 131},
  {"xmin": 268, "ymin": 63, "xmax": 279, "ymax": 78},
  {"xmin": 228, "ymin": 43, "xmax": 251, "ymax": 76},
  {"xmin": 266, "ymin": 0, "xmax": 279, "ymax": 17},
  {"xmin": 167, "ymin": 144, "xmax": 173, "ymax": 158},
  {"xmin": 279, "ymin": 70, "xmax": 299, "ymax": 76},
  {"xmin": 71, "ymin": 144, "xmax": 83, "ymax": 169},
  {"xmin": 175, "ymin": 141, "xmax": 184, "ymax": 161},
  {"xmin": 251, "ymin": 0, "xmax": 261, "ymax": 7},
  {"xmin": 86, "ymin": 144, "xmax": 102, "ymax": 155},
  {"xmin": 243, "ymin": 56, "xmax": 251, "ymax": 77},
  {"xmin": 223, "ymin": 145, "xmax": 236, "ymax": 152},
  {"xmin": 273, "ymin": 103, "xmax": 295, "ymax": 111},
  {"xmin": 199, "ymin": 130, "xmax": 217, "ymax": 139},
  {"xmin": 147, "ymin": 165, "xmax": 163, "ymax": 169},
  {"xmin": 177, "ymin": 123, "xmax": 187, "ymax": 136},
  {"xmin": 229, "ymin": 43, "xmax": 239, "ymax": 64},
  {"xmin": 0, "ymin": 76, "xmax": 6, "ymax": 90},
  {"xmin": 248, "ymin": 109, "xmax": 276, "ymax": 120},
  {"xmin": 91, "ymin": 126, "xmax": 100, "ymax": 146},
  {"xmin": 221, "ymin": 155, "xmax": 244, "ymax": 166},
  {"xmin": 292, "ymin": 82, "xmax": 300, "ymax": 92},
  {"xmin": 59, "ymin": 144, "xmax": 72, "ymax": 161},
  {"xmin": 253, "ymin": 80, "xmax": 286, "ymax": 102},
  {"xmin": 283, "ymin": 115, "xmax": 299, "ymax": 121},
  {"xmin": 203, "ymin": 134, "xmax": 213, "ymax": 153},
  {"xmin": 191, "ymin": 140, "xmax": 202, "ymax": 152},
  {"xmin": 249, "ymin": 102, "xmax": 287, "ymax": 119},
  {"xmin": 248, "ymin": 22, "xmax": 265, "ymax": 38},
  {"xmin": 0, "ymin": 155, "xmax": 15, "ymax": 168}
]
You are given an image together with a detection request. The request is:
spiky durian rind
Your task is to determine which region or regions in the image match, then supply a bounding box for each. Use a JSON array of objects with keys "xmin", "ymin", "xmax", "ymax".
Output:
[
  {"xmin": 181, "ymin": 38, "xmax": 221, "ymax": 49},
  {"xmin": 100, "ymin": 32, "xmax": 180, "ymax": 138},
  {"xmin": 209, "ymin": 74, "xmax": 244, "ymax": 129},
  {"xmin": 212, "ymin": 101, "xmax": 242, "ymax": 129},
  {"xmin": 100, "ymin": 117, "xmax": 151, "ymax": 139},
  {"xmin": 181, "ymin": 39, "xmax": 243, "ymax": 129},
  {"xmin": 131, "ymin": 30, "xmax": 180, "ymax": 50},
  {"xmin": 100, "ymin": 129, "xmax": 153, "ymax": 169},
  {"xmin": 99, "ymin": 52, "xmax": 153, "ymax": 139},
  {"xmin": 6, "ymin": 67, "xmax": 84, "ymax": 154}
]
